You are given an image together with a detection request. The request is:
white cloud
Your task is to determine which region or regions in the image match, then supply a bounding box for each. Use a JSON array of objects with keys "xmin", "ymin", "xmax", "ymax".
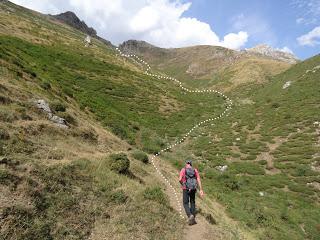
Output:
[
  {"xmin": 10, "ymin": 0, "xmax": 248, "ymax": 50},
  {"xmin": 231, "ymin": 13, "xmax": 277, "ymax": 46},
  {"xmin": 291, "ymin": 0, "xmax": 320, "ymax": 25},
  {"xmin": 297, "ymin": 26, "xmax": 320, "ymax": 46},
  {"xmin": 221, "ymin": 31, "xmax": 248, "ymax": 50},
  {"xmin": 279, "ymin": 46, "xmax": 294, "ymax": 54}
]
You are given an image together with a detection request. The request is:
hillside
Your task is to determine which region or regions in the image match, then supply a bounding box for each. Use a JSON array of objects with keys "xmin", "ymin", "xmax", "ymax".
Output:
[
  {"xmin": 0, "ymin": 1, "xmax": 247, "ymax": 239},
  {"xmin": 160, "ymin": 54, "xmax": 320, "ymax": 239},
  {"xmin": 1, "ymin": 0, "xmax": 320, "ymax": 240},
  {"xmin": 119, "ymin": 40, "xmax": 297, "ymax": 90}
]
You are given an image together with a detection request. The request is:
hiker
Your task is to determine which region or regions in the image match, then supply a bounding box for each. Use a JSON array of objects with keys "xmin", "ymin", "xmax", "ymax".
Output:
[
  {"xmin": 84, "ymin": 35, "xmax": 91, "ymax": 47},
  {"xmin": 179, "ymin": 159, "xmax": 204, "ymax": 225}
]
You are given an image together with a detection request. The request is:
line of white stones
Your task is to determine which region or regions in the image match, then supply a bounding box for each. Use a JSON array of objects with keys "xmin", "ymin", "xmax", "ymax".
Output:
[{"xmin": 115, "ymin": 47, "xmax": 233, "ymax": 219}]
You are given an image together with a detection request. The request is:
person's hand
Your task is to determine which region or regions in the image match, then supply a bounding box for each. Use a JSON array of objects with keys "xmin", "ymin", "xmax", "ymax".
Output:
[{"xmin": 199, "ymin": 190, "xmax": 204, "ymax": 198}]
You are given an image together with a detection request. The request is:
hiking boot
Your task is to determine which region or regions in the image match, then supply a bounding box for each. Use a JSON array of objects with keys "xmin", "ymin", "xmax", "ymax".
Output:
[{"xmin": 188, "ymin": 214, "xmax": 196, "ymax": 225}]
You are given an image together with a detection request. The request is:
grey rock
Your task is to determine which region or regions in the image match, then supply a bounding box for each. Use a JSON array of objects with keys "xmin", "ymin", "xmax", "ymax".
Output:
[
  {"xmin": 245, "ymin": 44, "xmax": 299, "ymax": 64},
  {"xmin": 35, "ymin": 99, "xmax": 52, "ymax": 114},
  {"xmin": 282, "ymin": 81, "xmax": 292, "ymax": 89},
  {"xmin": 49, "ymin": 115, "xmax": 68, "ymax": 128},
  {"xmin": 51, "ymin": 11, "xmax": 113, "ymax": 47},
  {"xmin": 34, "ymin": 99, "xmax": 68, "ymax": 128}
]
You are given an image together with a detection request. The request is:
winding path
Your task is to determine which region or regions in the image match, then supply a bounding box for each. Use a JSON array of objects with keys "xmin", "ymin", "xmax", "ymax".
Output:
[{"xmin": 116, "ymin": 47, "xmax": 233, "ymax": 219}]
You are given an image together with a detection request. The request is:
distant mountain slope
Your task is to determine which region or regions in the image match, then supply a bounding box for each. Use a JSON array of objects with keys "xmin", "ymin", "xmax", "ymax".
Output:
[
  {"xmin": 119, "ymin": 40, "xmax": 296, "ymax": 91},
  {"xmin": 246, "ymin": 44, "xmax": 299, "ymax": 64}
]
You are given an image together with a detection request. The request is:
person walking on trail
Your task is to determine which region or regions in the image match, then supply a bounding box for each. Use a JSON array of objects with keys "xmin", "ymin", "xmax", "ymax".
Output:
[{"xmin": 179, "ymin": 159, "xmax": 204, "ymax": 225}]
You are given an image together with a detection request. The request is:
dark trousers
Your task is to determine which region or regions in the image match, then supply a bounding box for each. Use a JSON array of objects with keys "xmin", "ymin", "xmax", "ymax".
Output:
[{"xmin": 183, "ymin": 189, "xmax": 196, "ymax": 217}]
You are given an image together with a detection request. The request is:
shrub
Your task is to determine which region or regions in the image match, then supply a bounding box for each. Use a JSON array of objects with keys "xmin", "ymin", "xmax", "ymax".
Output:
[
  {"xmin": 131, "ymin": 150, "xmax": 149, "ymax": 164},
  {"xmin": 0, "ymin": 129, "xmax": 10, "ymax": 140},
  {"xmin": 51, "ymin": 101, "xmax": 66, "ymax": 112},
  {"xmin": 79, "ymin": 127, "xmax": 98, "ymax": 142},
  {"xmin": 143, "ymin": 186, "xmax": 167, "ymax": 205},
  {"xmin": 57, "ymin": 112, "xmax": 77, "ymax": 126},
  {"xmin": 110, "ymin": 190, "xmax": 128, "ymax": 204},
  {"xmin": 109, "ymin": 153, "xmax": 130, "ymax": 174},
  {"xmin": 271, "ymin": 102, "xmax": 280, "ymax": 108},
  {"xmin": 0, "ymin": 95, "xmax": 12, "ymax": 104},
  {"xmin": 40, "ymin": 81, "xmax": 51, "ymax": 90}
]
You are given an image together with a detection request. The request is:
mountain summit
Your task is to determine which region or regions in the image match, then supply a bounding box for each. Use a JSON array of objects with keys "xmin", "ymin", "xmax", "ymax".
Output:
[
  {"xmin": 246, "ymin": 44, "xmax": 299, "ymax": 64},
  {"xmin": 52, "ymin": 11, "xmax": 113, "ymax": 47},
  {"xmin": 53, "ymin": 11, "xmax": 97, "ymax": 36}
]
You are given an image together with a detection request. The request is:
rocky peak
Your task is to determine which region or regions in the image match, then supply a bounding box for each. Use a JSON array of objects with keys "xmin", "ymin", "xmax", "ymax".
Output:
[
  {"xmin": 246, "ymin": 44, "xmax": 299, "ymax": 64},
  {"xmin": 53, "ymin": 11, "xmax": 97, "ymax": 36},
  {"xmin": 52, "ymin": 11, "xmax": 113, "ymax": 47}
]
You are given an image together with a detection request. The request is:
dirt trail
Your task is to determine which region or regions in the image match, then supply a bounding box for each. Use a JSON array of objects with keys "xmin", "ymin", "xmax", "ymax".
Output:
[
  {"xmin": 118, "ymin": 48, "xmax": 253, "ymax": 239},
  {"xmin": 154, "ymin": 156, "xmax": 254, "ymax": 240}
]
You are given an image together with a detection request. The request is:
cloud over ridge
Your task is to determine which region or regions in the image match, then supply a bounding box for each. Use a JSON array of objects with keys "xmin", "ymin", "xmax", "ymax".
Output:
[{"xmin": 11, "ymin": 0, "xmax": 248, "ymax": 50}]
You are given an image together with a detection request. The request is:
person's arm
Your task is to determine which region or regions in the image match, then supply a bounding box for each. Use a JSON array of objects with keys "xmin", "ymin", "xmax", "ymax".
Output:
[
  {"xmin": 196, "ymin": 169, "xmax": 204, "ymax": 197},
  {"xmin": 179, "ymin": 169, "xmax": 184, "ymax": 186}
]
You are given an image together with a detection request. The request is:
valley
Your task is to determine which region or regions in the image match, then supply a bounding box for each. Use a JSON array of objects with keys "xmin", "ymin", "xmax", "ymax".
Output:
[{"xmin": 0, "ymin": 1, "xmax": 319, "ymax": 239}]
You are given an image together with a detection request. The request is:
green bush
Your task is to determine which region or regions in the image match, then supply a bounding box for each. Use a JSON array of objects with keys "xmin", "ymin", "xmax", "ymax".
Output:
[
  {"xmin": 78, "ymin": 127, "xmax": 98, "ymax": 142},
  {"xmin": 110, "ymin": 190, "xmax": 128, "ymax": 204},
  {"xmin": 57, "ymin": 112, "xmax": 77, "ymax": 126},
  {"xmin": 131, "ymin": 150, "xmax": 149, "ymax": 164},
  {"xmin": 51, "ymin": 101, "xmax": 66, "ymax": 112},
  {"xmin": 143, "ymin": 186, "xmax": 168, "ymax": 205},
  {"xmin": 40, "ymin": 81, "xmax": 51, "ymax": 90},
  {"xmin": 109, "ymin": 153, "xmax": 130, "ymax": 174}
]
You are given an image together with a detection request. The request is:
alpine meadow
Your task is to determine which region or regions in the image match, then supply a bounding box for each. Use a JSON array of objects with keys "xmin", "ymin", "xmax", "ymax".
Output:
[{"xmin": 0, "ymin": 1, "xmax": 319, "ymax": 240}]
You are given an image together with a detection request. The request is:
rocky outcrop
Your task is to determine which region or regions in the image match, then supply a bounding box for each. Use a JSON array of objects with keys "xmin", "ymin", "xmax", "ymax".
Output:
[
  {"xmin": 51, "ymin": 11, "xmax": 113, "ymax": 47},
  {"xmin": 34, "ymin": 99, "xmax": 68, "ymax": 128},
  {"xmin": 119, "ymin": 40, "xmax": 164, "ymax": 55},
  {"xmin": 53, "ymin": 11, "xmax": 96, "ymax": 36},
  {"xmin": 245, "ymin": 44, "xmax": 299, "ymax": 64}
]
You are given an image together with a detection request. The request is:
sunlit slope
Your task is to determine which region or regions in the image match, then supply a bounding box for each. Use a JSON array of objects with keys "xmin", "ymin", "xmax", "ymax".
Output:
[
  {"xmin": 162, "ymin": 54, "xmax": 320, "ymax": 239},
  {"xmin": 119, "ymin": 40, "xmax": 293, "ymax": 90}
]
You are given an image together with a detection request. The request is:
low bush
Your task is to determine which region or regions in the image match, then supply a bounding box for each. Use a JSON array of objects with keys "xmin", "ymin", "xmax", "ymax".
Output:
[
  {"xmin": 51, "ymin": 101, "xmax": 66, "ymax": 112},
  {"xmin": 109, "ymin": 153, "xmax": 130, "ymax": 174},
  {"xmin": 131, "ymin": 150, "xmax": 149, "ymax": 164},
  {"xmin": 0, "ymin": 95, "xmax": 12, "ymax": 104},
  {"xmin": 40, "ymin": 81, "xmax": 51, "ymax": 90},
  {"xmin": 79, "ymin": 127, "xmax": 98, "ymax": 142},
  {"xmin": 110, "ymin": 190, "xmax": 128, "ymax": 204},
  {"xmin": 143, "ymin": 186, "xmax": 168, "ymax": 205},
  {"xmin": 57, "ymin": 112, "xmax": 77, "ymax": 126},
  {"xmin": 0, "ymin": 128, "xmax": 10, "ymax": 140}
]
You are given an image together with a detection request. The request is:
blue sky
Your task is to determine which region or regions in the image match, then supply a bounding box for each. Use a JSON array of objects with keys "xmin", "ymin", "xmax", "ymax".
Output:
[
  {"xmin": 11, "ymin": 0, "xmax": 320, "ymax": 59},
  {"xmin": 183, "ymin": 0, "xmax": 320, "ymax": 59}
]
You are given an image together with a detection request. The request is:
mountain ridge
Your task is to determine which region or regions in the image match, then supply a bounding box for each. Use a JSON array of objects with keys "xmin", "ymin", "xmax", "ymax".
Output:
[
  {"xmin": 245, "ymin": 44, "xmax": 299, "ymax": 64},
  {"xmin": 51, "ymin": 11, "xmax": 113, "ymax": 47},
  {"xmin": 119, "ymin": 40, "xmax": 294, "ymax": 91}
]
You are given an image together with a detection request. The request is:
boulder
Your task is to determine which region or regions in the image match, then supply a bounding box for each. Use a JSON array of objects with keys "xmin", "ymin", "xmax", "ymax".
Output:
[{"xmin": 34, "ymin": 99, "xmax": 68, "ymax": 128}]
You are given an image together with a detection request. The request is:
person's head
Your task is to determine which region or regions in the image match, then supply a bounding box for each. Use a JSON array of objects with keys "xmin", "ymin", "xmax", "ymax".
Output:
[{"xmin": 185, "ymin": 159, "xmax": 192, "ymax": 166}]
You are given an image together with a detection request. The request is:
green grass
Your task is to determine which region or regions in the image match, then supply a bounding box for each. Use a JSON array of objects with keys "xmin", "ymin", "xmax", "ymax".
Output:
[
  {"xmin": 1, "ymin": 2, "xmax": 320, "ymax": 239},
  {"xmin": 0, "ymin": 35, "xmax": 225, "ymax": 149}
]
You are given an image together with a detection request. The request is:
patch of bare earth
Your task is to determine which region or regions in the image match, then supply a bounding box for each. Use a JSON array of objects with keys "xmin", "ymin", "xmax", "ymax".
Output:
[{"xmin": 256, "ymin": 136, "xmax": 291, "ymax": 175}]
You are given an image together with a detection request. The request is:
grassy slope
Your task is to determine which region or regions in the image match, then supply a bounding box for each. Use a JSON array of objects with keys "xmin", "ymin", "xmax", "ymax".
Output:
[
  {"xmin": 1, "ymin": 1, "xmax": 319, "ymax": 239},
  {"xmin": 161, "ymin": 55, "xmax": 320, "ymax": 239},
  {"xmin": 0, "ymin": 2, "xmax": 186, "ymax": 239},
  {"xmin": 120, "ymin": 42, "xmax": 292, "ymax": 90}
]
